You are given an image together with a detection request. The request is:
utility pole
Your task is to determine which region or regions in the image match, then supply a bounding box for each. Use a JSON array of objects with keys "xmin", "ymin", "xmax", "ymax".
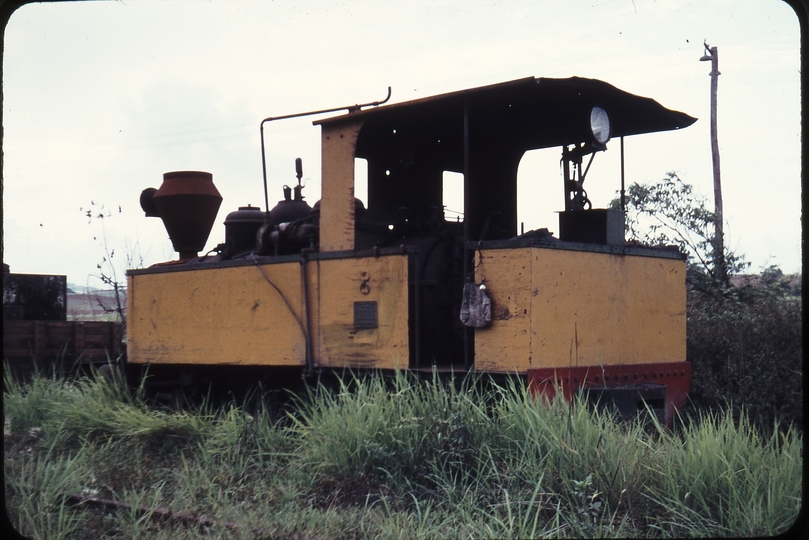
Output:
[{"xmin": 700, "ymin": 42, "xmax": 727, "ymax": 287}]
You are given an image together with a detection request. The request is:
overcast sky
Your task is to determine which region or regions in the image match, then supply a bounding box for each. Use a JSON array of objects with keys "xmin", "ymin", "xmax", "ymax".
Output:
[{"xmin": 2, "ymin": 0, "xmax": 801, "ymax": 287}]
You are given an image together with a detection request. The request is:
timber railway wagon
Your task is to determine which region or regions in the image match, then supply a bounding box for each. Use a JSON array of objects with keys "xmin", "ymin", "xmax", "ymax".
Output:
[
  {"xmin": 126, "ymin": 76, "xmax": 694, "ymax": 424},
  {"xmin": 3, "ymin": 270, "xmax": 124, "ymax": 381}
]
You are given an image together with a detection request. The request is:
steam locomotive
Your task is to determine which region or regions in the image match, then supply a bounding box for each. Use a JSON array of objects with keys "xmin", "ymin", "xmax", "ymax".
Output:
[{"xmin": 126, "ymin": 76, "xmax": 694, "ymax": 423}]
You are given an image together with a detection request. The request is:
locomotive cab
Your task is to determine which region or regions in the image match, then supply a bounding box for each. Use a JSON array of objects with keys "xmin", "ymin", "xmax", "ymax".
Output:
[{"xmin": 127, "ymin": 76, "xmax": 695, "ymax": 423}]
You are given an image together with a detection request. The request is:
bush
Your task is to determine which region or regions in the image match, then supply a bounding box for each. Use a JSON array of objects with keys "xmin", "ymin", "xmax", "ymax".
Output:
[{"xmin": 686, "ymin": 272, "xmax": 802, "ymax": 434}]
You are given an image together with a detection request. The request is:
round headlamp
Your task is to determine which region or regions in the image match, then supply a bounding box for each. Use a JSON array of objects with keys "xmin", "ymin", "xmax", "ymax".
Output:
[{"xmin": 590, "ymin": 106, "xmax": 611, "ymax": 144}]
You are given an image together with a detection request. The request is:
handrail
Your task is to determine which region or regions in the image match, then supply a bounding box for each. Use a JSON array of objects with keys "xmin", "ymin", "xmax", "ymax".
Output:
[{"xmin": 259, "ymin": 87, "xmax": 392, "ymax": 212}]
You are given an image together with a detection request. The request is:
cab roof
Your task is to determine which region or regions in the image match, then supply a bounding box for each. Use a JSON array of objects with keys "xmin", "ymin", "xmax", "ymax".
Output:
[{"xmin": 315, "ymin": 76, "xmax": 697, "ymax": 156}]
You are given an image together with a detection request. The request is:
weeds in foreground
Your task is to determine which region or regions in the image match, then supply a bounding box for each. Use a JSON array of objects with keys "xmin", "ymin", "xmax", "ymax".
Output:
[
  {"xmin": 4, "ymin": 433, "xmax": 90, "ymax": 539},
  {"xmin": 3, "ymin": 369, "xmax": 803, "ymax": 538},
  {"xmin": 646, "ymin": 409, "xmax": 803, "ymax": 537}
]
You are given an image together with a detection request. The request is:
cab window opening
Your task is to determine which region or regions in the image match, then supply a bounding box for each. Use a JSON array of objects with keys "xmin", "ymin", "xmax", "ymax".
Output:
[
  {"xmin": 354, "ymin": 157, "xmax": 368, "ymax": 208},
  {"xmin": 442, "ymin": 170, "xmax": 464, "ymax": 222}
]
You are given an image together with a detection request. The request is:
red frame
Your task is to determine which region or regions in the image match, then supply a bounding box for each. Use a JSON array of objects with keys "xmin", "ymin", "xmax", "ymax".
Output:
[{"xmin": 527, "ymin": 362, "xmax": 691, "ymax": 425}]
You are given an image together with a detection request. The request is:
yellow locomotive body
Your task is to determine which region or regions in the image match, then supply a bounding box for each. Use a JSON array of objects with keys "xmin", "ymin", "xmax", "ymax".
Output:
[
  {"xmin": 473, "ymin": 246, "xmax": 686, "ymax": 373},
  {"xmin": 127, "ymin": 76, "xmax": 695, "ymax": 423},
  {"xmin": 128, "ymin": 253, "xmax": 410, "ymax": 369}
]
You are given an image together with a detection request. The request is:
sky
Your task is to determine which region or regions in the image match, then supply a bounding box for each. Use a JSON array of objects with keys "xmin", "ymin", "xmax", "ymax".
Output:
[{"xmin": 1, "ymin": 0, "xmax": 802, "ymax": 288}]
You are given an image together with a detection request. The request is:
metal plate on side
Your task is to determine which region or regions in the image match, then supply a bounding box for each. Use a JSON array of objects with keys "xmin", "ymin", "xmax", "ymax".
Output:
[{"xmin": 353, "ymin": 301, "xmax": 378, "ymax": 329}]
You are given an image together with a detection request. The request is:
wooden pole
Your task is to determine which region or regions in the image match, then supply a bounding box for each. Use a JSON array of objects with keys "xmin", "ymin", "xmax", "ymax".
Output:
[{"xmin": 700, "ymin": 42, "xmax": 727, "ymax": 286}]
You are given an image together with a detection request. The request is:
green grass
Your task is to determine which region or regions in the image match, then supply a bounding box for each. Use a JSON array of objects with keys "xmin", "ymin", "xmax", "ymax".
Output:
[{"xmin": 3, "ymin": 367, "xmax": 803, "ymax": 538}]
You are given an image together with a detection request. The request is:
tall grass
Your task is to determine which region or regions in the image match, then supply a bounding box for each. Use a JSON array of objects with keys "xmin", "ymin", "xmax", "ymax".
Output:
[
  {"xmin": 5, "ymin": 362, "xmax": 212, "ymax": 445},
  {"xmin": 491, "ymin": 379, "xmax": 665, "ymax": 534},
  {"xmin": 4, "ymin": 368, "xmax": 803, "ymax": 538},
  {"xmin": 646, "ymin": 409, "xmax": 803, "ymax": 537},
  {"xmin": 289, "ymin": 371, "xmax": 496, "ymax": 489},
  {"xmin": 4, "ymin": 436, "xmax": 90, "ymax": 539},
  {"xmin": 4, "ymin": 364, "xmax": 74, "ymax": 436}
]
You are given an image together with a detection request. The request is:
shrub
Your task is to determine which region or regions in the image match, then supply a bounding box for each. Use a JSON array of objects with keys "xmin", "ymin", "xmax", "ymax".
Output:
[{"xmin": 686, "ymin": 272, "xmax": 802, "ymax": 433}]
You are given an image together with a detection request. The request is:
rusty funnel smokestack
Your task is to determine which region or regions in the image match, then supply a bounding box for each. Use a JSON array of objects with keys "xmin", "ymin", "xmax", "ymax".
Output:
[{"xmin": 140, "ymin": 171, "xmax": 222, "ymax": 261}]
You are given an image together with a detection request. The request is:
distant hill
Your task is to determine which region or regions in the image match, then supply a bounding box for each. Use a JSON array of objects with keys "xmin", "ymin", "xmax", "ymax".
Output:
[{"xmin": 67, "ymin": 288, "xmax": 125, "ymax": 321}]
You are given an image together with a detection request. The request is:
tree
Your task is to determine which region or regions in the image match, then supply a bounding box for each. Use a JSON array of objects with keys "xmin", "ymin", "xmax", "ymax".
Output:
[
  {"xmin": 610, "ymin": 172, "xmax": 747, "ymax": 295},
  {"xmin": 81, "ymin": 201, "xmax": 144, "ymax": 327}
]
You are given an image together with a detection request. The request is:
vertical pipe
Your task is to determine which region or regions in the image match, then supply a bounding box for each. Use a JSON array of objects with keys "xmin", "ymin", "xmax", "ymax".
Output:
[
  {"xmin": 562, "ymin": 146, "xmax": 572, "ymax": 212},
  {"xmin": 462, "ymin": 101, "xmax": 472, "ymax": 370},
  {"xmin": 620, "ymin": 136, "xmax": 626, "ymax": 212},
  {"xmin": 260, "ymin": 123, "xmax": 270, "ymax": 213},
  {"xmin": 463, "ymin": 101, "xmax": 471, "ymax": 245},
  {"xmin": 299, "ymin": 251, "xmax": 314, "ymax": 374},
  {"xmin": 413, "ymin": 250, "xmax": 421, "ymax": 370}
]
